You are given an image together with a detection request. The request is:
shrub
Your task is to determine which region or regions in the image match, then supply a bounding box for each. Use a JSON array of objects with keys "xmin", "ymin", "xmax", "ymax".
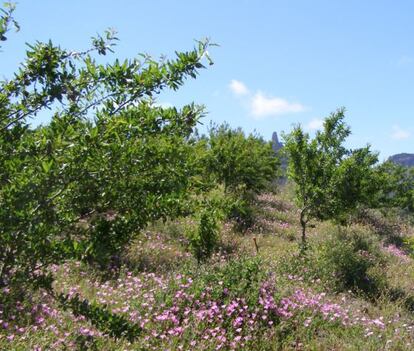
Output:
[
  {"xmin": 187, "ymin": 203, "xmax": 222, "ymax": 262},
  {"xmin": 227, "ymin": 190, "xmax": 256, "ymax": 231},
  {"xmin": 281, "ymin": 226, "xmax": 388, "ymax": 299},
  {"xmin": 315, "ymin": 227, "xmax": 387, "ymax": 298}
]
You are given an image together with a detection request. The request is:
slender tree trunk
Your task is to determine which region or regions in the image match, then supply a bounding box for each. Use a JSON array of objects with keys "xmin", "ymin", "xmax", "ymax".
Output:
[{"xmin": 300, "ymin": 209, "xmax": 307, "ymax": 247}]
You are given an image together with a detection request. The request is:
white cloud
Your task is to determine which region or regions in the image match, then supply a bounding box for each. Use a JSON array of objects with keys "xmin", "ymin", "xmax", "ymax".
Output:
[
  {"xmin": 250, "ymin": 92, "xmax": 305, "ymax": 119},
  {"xmin": 229, "ymin": 79, "xmax": 250, "ymax": 96},
  {"xmin": 307, "ymin": 118, "xmax": 324, "ymax": 131},
  {"xmin": 391, "ymin": 125, "xmax": 411, "ymax": 140},
  {"xmin": 229, "ymin": 80, "xmax": 306, "ymax": 119}
]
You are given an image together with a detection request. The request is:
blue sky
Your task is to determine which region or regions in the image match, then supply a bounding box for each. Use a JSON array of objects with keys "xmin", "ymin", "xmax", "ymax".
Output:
[{"xmin": 2, "ymin": 0, "xmax": 414, "ymax": 159}]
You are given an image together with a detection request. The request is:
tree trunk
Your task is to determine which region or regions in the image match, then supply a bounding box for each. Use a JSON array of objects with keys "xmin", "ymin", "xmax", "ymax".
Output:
[{"xmin": 300, "ymin": 209, "xmax": 307, "ymax": 247}]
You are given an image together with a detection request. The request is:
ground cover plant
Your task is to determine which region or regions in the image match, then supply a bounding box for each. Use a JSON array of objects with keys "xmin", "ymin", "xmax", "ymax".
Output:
[
  {"xmin": 2, "ymin": 191, "xmax": 414, "ymax": 350},
  {"xmin": 2, "ymin": 3, "xmax": 414, "ymax": 351}
]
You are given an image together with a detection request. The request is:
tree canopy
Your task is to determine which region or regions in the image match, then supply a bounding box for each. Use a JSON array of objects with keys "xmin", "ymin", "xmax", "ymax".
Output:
[
  {"xmin": 283, "ymin": 108, "xmax": 379, "ymax": 244},
  {"xmin": 0, "ymin": 2, "xmax": 214, "ymax": 284}
]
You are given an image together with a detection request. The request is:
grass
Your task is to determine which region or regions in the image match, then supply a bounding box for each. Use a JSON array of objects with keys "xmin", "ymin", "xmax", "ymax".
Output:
[{"xmin": 2, "ymin": 189, "xmax": 414, "ymax": 350}]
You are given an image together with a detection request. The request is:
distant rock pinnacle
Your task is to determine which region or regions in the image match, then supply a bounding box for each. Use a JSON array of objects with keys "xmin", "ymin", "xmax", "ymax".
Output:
[{"xmin": 272, "ymin": 132, "xmax": 283, "ymax": 153}]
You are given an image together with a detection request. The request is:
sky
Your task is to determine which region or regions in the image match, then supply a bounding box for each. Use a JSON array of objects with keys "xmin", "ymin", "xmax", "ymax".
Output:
[{"xmin": 1, "ymin": 0, "xmax": 414, "ymax": 160}]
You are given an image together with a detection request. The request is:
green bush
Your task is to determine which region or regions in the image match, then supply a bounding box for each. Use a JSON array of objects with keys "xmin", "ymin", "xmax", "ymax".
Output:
[
  {"xmin": 281, "ymin": 227, "xmax": 388, "ymax": 299},
  {"xmin": 228, "ymin": 190, "xmax": 257, "ymax": 231},
  {"xmin": 315, "ymin": 228, "xmax": 387, "ymax": 298},
  {"xmin": 187, "ymin": 203, "xmax": 222, "ymax": 262}
]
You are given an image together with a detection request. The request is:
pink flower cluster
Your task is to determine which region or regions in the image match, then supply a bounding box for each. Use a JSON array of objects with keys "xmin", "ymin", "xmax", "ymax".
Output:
[
  {"xmin": 2, "ymin": 263, "xmax": 414, "ymax": 349},
  {"xmin": 383, "ymin": 244, "xmax": 410, "ymax": 262},
  {"xmin": 278, "ymin": 221, "xmax": 290, "ymax": 229}
]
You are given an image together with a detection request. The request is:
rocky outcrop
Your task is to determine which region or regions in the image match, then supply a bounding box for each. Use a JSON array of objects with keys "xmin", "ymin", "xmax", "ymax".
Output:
[
  {"xmin": 271, "ymin": 132, "xmax": 283, "ymax": 154},
  {"xmin": 271, "ymin": 132, "xmax": 288, "ymax": 183}
]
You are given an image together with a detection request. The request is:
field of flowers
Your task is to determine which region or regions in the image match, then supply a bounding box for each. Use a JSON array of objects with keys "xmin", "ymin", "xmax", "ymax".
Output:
[{"xmin": 2, "ymin": 192, "xmax": 414, "ymax": 350}]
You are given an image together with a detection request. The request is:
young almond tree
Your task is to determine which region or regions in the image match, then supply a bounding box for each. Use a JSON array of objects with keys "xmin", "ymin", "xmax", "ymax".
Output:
[
  {"xmin": 0, "ymin": 2, "xmax": 214, "ymax": 287},
  {"xmin": 203, "ymin": 123, "xmax": 280, "ymax": 229},
  {"xmin": 206, "ymin": 123, "xmax": 280, "ymax": 194},
  {"xmin": 283, "ymin": 108, "xmax": 379, "ymax": 245}
]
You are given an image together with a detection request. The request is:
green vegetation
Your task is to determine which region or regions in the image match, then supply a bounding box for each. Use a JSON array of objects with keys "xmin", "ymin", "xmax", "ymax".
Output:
[
  {"xmin": 0, "ymin": 2, "xmax": 216, "ymax": 287},
  {"xmin": 283, "ymin": 108, "xmax": 379, "ymax": 244},
  {"xmin": 2, "ymin": 4, "xmax": 414, "ymax": 350},
  {"xmin": 205, "ymin": 123, "xmax": 279, "ymax": 195},
  {"xmin": 376, "ymin": 161, "xmax": 414, "ymax": 214}
]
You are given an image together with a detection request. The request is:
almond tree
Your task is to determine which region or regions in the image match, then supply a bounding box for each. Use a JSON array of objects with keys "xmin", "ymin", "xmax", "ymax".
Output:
[
  {"xmin": 283, "ymin": 108, "xmax": 379, "ymax": 246},
  {"xmin": 0, "ymin": 2, "xmax": 214, "ymax": 286}
]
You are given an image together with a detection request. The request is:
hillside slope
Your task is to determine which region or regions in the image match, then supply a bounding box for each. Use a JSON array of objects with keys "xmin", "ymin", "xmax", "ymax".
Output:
[{"xmin": 2, "ymin": 189, "xmax": 414, "ymax": 350}]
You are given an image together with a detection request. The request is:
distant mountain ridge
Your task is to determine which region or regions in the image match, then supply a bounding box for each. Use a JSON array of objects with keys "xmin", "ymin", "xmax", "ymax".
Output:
[{"xmin": 388, "ymin": 153, "xmax": 414, "ymax": 167}]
